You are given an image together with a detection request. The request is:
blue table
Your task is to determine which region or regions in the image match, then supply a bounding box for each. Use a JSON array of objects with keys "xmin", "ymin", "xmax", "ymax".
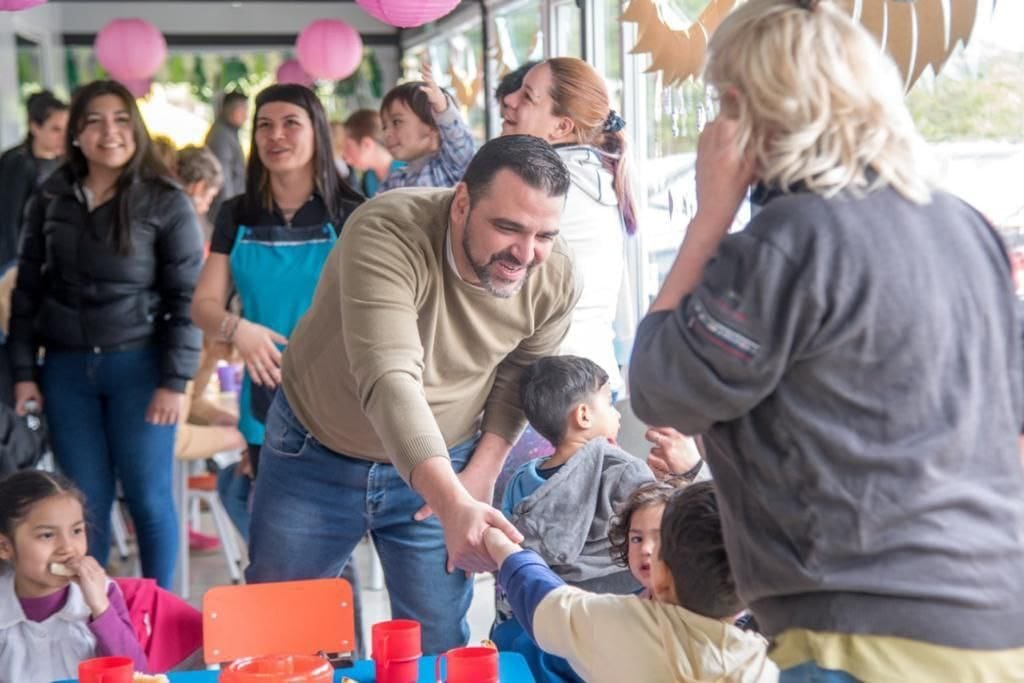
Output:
[{"xmin": 63, "ymin": 652, "xmax": 534, "ymax": 682}]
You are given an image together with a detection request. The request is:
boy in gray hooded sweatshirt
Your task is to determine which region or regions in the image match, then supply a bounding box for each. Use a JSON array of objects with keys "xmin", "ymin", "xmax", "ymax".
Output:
[{"xmin": 493, "ymin": 355, "xmax": 653, "ymax": 681}]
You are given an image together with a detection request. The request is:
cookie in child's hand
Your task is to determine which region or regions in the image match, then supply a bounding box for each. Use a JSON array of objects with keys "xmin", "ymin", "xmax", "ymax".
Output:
[
  {"xmin": 48, "ymin": 562, "xmax": 75, "ymax": 577},
  {"xmin": 133, "ymin": 674, "xmax": 169, "ymax": 682}
]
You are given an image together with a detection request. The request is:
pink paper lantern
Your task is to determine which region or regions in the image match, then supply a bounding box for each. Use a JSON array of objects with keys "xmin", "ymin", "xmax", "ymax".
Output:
[
  {"xmin": 95, "ymin": 18, "xmax": 167, "ymax": 81},
  {"xmin": 296, "ymin": 19, "xmax": 363, "ymax": 81},
  {"xmin": 120, "ymin": 78, "xmax": 152, "ymax": 98},
  {"xmin": 356, "ymin": 0, "xmax": 460, "ymax": 28},
  {"xmin": 0, "ymin": 0, "xmax": 46, "ymax": 11},
  {"xmin": 276, "ymin": 58, "xmax": 315, "ymax": 87}
]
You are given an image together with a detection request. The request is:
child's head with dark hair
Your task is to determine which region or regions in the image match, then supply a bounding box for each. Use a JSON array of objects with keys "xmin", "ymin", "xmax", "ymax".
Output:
[
  {"xmin": 380, "ymin": 82, "xmax": 440, "ymax": 162},
  {"xmin": 0, "ymin": 471, "xmax": 88, "ymax": 590},
  {"xmin": 495, "ymin": 61, "xmax": 540, "ymax": 106},
  {"xmin": 519, "ymin": 355, "xmax": 619, "ymax": 447},
  {"xmin": 653, "ymin": 481, "xmax": 743, "ymax": 619},
  {"xmin": 608, "ymin": 481, "xmax": 676, "ymax": 597},
  {"xmin": 220, "ymin": 90, "xmax": 249, "ymax": 127}
]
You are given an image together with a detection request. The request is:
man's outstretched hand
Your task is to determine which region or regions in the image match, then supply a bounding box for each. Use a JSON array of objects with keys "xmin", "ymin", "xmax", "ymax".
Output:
[{"xmin": 410, "ymin": 456, "xmax": 524, "ymax": 575}]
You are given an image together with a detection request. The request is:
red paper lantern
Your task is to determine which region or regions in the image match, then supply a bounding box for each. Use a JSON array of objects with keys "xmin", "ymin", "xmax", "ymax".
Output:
[
  {"xmin": 355, "ymin": 0, "xmax": 460, "ymax": 28},
  {"xmin": 276, "ymin": 58, "xmax": 315, "ymax": 87},
  {"xmin": 0, "ymin": 0, "xmax": 46, "ymax": 11},
  {"xmin": 95, "ymin": 18, "xmax": 167, "ymax": 81},
  {"xmin": 295, "ymin": 19, "xmax": 363, "ymax": 81}
]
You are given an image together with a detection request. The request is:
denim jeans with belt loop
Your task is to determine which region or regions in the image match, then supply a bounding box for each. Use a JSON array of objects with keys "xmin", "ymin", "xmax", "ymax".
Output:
[
  {"xmin": 40, "ymin": 347, "xmax": 178, "ymax": 589},
  {"xmin": 246, "ymin": 389, "xmax": 476, "ymax": 655}
]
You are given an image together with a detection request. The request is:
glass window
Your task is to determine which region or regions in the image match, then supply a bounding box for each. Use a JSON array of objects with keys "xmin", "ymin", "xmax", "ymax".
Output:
[
  {"xmin": 493, "ymin": 0, "xmax": 544, "ymax": 71},
  {"xmin": 637, "ymin": 66, "xmax": 741, "ymax": 305},
  {"xmin": 594, "ymin": 0, "xmax": 625, "ymax": 113},
  {"xmin": 406, "ymin": 24, "xmax": 488, "ymax": 144},
  {"xmin": 14, "ymin": 36, "xmax": 44, "ymax": 139},
  {"xmin": 551, "ymin": 0, "xmax": 581, "ymax": 57},
  {"xmin": 904, "ymin": 1, "xmax": 1024, "ymax": 241}
]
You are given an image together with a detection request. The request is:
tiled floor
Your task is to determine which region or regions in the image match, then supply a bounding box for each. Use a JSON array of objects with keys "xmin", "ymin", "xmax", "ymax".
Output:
[{"xmin": 112, "ymin": 516, "xmax": 498, "ymax": 653}]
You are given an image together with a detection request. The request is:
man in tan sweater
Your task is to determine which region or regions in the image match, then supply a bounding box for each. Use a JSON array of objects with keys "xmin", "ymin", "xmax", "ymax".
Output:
[{"xmin": 245, "ymin": 135, "xmax": 578, "ymax": 654}]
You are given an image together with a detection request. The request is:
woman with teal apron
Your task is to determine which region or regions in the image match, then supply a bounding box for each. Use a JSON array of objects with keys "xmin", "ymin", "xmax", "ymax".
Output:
[
  {"xmin": 230, "ymin": 219, "xmax": 336, "ymax": 456},
  {"xmin": 192, "ymin": 84, "xmax": 362, "ymax": 477}
]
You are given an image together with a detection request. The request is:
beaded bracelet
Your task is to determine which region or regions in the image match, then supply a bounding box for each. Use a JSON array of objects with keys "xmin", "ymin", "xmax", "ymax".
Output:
[
  {"xmin": 675, "ymin": 458, "xmax": 704, "ymax": 482},
  {"xmin": 219, "ymin": 313, "xmax": 241, "ymax": 343}
]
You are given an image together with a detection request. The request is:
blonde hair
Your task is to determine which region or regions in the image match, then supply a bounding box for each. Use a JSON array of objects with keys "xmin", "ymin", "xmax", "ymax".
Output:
[
  {"xmin": 151, "ymin": 135, "xmax": 178, "ymax": 173},
  {"xmin": 704, "ymin": 0, "xmax": 934, "ymax": 203},
  {"xmin": 544, "ymin": 57, "xmax": 638, "ymax": 233}
]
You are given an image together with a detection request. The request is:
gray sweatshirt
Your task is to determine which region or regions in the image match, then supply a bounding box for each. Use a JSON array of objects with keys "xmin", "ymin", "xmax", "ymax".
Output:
[
  {"xmin": 508, "ymin": 437, "xmax": 654, "ymax": 593},
  {"xmin": 629, "ymin": 186, "xmax": 1024, "ymax": 650}
]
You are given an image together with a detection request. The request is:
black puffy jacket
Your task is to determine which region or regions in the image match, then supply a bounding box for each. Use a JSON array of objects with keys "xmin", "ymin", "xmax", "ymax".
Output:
[
  {"xmin": 9, "ymin": 166, "xmax": 203, "ymax": 392},
  {"xmin": 0, "ymin": 144, "xmax": 61, "ymax": 268}
]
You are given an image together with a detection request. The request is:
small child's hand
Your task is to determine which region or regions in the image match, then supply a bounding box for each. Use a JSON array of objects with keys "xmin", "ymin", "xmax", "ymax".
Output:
[
  {"xmin": 65, "ymin": 556, "xmax": 110, "ymax": 619},
  {"xmin": 646, "ymin": 427, "xmax": 701, "ymax": 480},
  {"xmin": 482, "ymin": 526, "xmax": 522, "ymax": 567},
  {"xmin": 420, "ymin": 62, "xmax": 449, "ymax": 114}
]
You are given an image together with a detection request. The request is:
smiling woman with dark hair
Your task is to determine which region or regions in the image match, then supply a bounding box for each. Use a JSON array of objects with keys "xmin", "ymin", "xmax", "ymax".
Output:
[
  {"xmin": 8, "ymin": 80, "xmax": 204, "ymax": 589},
  {"xmin": 192, "ymin": 83, "xmax": 363, "ymax": 479}
]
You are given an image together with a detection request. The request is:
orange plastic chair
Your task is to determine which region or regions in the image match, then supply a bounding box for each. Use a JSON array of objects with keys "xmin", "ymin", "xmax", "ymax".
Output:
[{"xmin": 202, "ymin": 578, "xmax": 356, "ymax": 664}]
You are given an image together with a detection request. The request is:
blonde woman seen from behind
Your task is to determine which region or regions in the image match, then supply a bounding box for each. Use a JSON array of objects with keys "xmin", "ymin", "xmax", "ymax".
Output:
[{"xmin": 629, "ymin": 2, "xmax": 1024, "ymax": 681}]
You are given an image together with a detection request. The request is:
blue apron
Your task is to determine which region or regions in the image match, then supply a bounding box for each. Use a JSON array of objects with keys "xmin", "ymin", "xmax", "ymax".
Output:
[{"xmin": 229, "ymin": 221, "xmax": 337, "ymax": 445}]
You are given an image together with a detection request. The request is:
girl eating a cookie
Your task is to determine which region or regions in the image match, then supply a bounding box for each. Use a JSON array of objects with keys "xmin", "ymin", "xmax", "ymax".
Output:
[{"xmin": 0, "ymin": 470, "xmax": 147, "ymax": 680}]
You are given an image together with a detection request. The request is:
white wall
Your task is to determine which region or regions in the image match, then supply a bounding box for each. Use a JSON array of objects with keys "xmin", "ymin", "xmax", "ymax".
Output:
[{"xmin": 0, "ymin": 2, "xmax": 67, "ymax": 148}]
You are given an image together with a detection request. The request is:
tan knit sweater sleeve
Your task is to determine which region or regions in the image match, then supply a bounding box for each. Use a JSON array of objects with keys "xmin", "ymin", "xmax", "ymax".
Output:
[{"xmin": 337, "ymin": 204, "xmax": 448, "ymax": 480}]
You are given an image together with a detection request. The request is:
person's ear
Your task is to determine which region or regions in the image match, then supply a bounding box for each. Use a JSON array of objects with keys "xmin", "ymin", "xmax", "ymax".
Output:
[
  {"xmin": 185, "ymin": 180, "xmax": 203, "ymax": 199},
  {"xmin": 719, "ymin": 86, "xmax": 743, "ymax": 120},
  {"xmin": 450, "ymin": 182, "xmax": 471, "ymax": 229},
  {"xmin": 552, "ymin": 116, "xmax": 576, "ymax": 143},
  {"xmin": 0, "ymin": 534, "xmax": 14, "ymax": 562},
  {"xmin": 571, "ymin": 402, "xmax": 591, "ymax": 430}
]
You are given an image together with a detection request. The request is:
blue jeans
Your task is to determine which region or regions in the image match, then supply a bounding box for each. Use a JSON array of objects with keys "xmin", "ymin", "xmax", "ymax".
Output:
[
  {"xmin": 216, "ymin": 461, "xmax": 252, "ymax": 543},
  {"xmin": 246, "ymin": 390, "xmax": 476, "ymax": 655},
  {"xmin": 41, "ymin": 348, "xmax": 178, "ymax": 588},
  {"xmin": 780, "ymin": 662, "xmax": 861, "ymax": 682}
]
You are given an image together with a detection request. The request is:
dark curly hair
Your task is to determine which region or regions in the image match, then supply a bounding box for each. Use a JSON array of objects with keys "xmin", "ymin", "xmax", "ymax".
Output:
[{"xmin": 608, "ymin": 481, "xmax": 676, "ymax": 568}]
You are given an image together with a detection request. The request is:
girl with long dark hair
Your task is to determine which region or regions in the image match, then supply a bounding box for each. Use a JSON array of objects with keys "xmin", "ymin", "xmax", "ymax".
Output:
[{"xmin": 9, "ymin": 80, "xmax": 204, "ymax": 589}]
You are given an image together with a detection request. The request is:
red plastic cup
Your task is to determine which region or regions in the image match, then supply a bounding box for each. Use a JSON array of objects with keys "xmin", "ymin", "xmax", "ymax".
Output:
[
  {"xmin": 435, "ymin": 646, "xmax": 499, "ymax": 683},
  {"xmin": 218, "ymin": 654, "xmax": 333, "ymax": 683},
  {"xmin": 78, "ymin": 656, "xmax": 133, "ymax": 683},
  {"xmin": 372, "ymin": 619, "xmax": 422, "ymax": 683}
]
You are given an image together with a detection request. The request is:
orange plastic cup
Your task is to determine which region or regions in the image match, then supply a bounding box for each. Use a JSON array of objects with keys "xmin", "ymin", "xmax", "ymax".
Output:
[
  {"xmin": 435, "ymin": 646, "xmax": 499, "ymax": 683},
  {"xmin": 78, "ymin": 656, "xmax": 133, "ymax": 683},
  {"xmin": 218, "ymin": 654, "xmax": 333, "ymax": 683},
  {"xmin": 372, "ymin": 619, "xmax": 422, "ymax": 683}
]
